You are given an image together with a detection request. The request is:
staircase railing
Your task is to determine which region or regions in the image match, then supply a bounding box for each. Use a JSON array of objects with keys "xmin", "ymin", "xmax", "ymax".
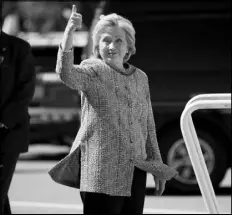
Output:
[{"xmin": 180, "ymin": 93, "xmax": 231, "ymax": 214}]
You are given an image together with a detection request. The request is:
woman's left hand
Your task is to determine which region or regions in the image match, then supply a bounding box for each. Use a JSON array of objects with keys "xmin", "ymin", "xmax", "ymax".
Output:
[{"xmin": 153, "ymin": 176, "xmax": 166, "ymax": 196}]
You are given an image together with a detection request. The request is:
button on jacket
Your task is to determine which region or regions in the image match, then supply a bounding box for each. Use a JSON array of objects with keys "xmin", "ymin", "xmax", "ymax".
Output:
[{"xmin": 55, "ymin": 47, "xmax": 175, "ymax": 196}]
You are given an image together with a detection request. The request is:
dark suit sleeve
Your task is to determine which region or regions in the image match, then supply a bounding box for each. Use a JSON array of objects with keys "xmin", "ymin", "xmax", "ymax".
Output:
[{"xmin": 0, "ymin": 42, "xmax": 36, "ymax": 129}]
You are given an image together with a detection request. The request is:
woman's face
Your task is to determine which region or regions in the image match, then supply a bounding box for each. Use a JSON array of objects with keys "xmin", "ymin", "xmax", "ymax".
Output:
[{"xmin": 98, "ymin": 26, "xmax": 128, "ymax": 67}]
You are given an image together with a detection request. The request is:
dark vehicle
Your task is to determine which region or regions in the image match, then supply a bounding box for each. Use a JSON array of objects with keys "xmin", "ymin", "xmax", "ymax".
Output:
[
  {"xmin": 19, "ymin": 32, "xmax": 88, "ymax": 146},
  {"xmin": 86, "ymin": 1, "xmax": 231, "ymax": 193}
]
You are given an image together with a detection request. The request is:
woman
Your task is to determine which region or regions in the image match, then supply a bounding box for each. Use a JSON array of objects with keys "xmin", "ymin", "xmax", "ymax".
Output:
[{"xmin": 49, "ymin": 5, "xmax": 178, "ymax": 214}]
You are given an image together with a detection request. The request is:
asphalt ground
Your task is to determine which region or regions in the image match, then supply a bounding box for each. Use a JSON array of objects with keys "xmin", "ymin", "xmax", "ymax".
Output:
[{"xmin": 8, "ymin": 144, "xmax": 231, "ymax": 214}]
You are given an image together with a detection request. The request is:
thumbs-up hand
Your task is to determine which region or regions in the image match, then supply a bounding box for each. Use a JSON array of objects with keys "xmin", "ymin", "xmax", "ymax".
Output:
[{"xmin": 65, "ymin": 5, "xmax": 82, "ymax": 33}]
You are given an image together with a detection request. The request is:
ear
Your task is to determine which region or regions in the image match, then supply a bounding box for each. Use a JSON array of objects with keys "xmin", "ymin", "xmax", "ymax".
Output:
[
  {"xmin": 95, "ymin": 45, "xmax": 102, "ymax": 59},
  {"xmin": 123, "ymin": 50, "xmax": 130, "ymax": 62}
]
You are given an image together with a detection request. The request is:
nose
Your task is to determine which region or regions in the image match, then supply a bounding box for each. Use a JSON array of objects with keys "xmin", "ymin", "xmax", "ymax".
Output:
[{"xmin": 108, "ymin": 42, "xmax": 116, "ymax": 51}]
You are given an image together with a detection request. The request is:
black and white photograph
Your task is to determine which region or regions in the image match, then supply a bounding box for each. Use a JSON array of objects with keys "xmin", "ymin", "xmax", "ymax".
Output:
[{"xmin": 0, "ymin": 0, "xmax": 231, "ymax": 214}]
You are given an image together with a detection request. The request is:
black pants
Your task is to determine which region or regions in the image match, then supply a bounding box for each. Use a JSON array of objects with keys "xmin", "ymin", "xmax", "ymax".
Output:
[
  {"xmin": 80, "ymin": 167, "xmax": 147, "ymax": 214},
  {"xmin": 0, "ymin": 129, "xmax": 20, "ymax": 214},
  {"xmin": 0, "ymin": 152, "xmax": 19, "ymax": 215}
]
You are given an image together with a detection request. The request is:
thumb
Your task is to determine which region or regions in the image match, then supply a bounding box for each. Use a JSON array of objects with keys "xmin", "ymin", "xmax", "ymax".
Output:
[{"xmin": 72, "ymin": 5, "xmax": 76, "ymax": 13}]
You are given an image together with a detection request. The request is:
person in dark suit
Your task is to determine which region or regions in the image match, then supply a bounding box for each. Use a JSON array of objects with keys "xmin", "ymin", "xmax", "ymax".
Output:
[{"xmin": 0, "ymin": 29, "xmax": 36, "ymax": 214}]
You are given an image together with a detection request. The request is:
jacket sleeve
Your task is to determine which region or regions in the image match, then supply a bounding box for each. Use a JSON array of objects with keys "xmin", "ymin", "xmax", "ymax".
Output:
[
  {"xmin": 0, "ymin": 42, "xmax": 36, "ymax": 129},
  {"xmin": 56, "ymin": 46, "xmax": 99, "ymax": 92},
  {"xmin": 145, "ymin": 77, "xmax": 163, "ymax": 162}
]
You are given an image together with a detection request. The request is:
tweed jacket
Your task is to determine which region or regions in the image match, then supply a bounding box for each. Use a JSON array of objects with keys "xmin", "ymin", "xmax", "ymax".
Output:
[{"xmin": 54, "ymin": 47, "xmax": 177, "ymax": 196}]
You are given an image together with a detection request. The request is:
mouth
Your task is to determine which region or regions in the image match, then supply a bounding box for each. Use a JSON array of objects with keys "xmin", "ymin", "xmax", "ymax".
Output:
[{"xmin": 108, "ymin": 52, "xmax": 117, "ymax": 56}]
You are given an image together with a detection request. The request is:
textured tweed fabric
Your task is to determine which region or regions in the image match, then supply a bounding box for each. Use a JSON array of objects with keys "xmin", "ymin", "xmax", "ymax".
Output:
[{"xmin": 53, "ymin": 47, "xmax": 178, "ymax": 196}]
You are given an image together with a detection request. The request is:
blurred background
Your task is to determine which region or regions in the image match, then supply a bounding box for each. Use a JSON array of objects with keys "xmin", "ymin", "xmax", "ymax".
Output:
[{"xmin": 1, "ymin": 0, "xmax": 231, "ymax": 213}]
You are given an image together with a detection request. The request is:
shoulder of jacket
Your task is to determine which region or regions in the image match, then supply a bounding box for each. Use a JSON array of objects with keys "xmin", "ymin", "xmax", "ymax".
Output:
[
  {"xmin": 9, "ymin": 34, "xmax": 31, "ymax": 49},
  {"xmin": 80, "ymin": 58, "xmax": 105, "ymax": 76},
  {"xmin": 134, "ymin": 67, "xmax": 148, "ymax": 82},
  {"xmin": 80, "ymin": 57, "xmax": 103, "ymax": 67}
]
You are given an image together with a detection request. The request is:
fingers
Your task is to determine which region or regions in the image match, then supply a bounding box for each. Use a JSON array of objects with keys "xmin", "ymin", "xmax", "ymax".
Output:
[
  {"xmin": 67, "ymin": 4, "xmax": 82, "ymax": 31},
  {"xmin": 159, "ymin": 180, "xmax": 166, "ymax": 196},
  {"xmin": 72, "ymin": 5, "xmax": 76, "ymax": 13},
  {"xmin": 154, "ymin": 178, "xmax": 166, "ymax": 196},
  {"xmin": 71, "ymin": 5, "xmax": 82, "ymax": 18},
  {"xmin": 155, "ymin": 178, "xmax": 159, "ymax": 191},
  {"xmin": 154, "ymin": 189, "xmax": 159, "ymax": 196},
  {"xmin": 154, "ymin": 177, "xmax": 160, "ymax": 196},
  {"xmin": 71, "ymin": 5, "xmax": 82, "ymax": 19},
  {"xmin": 72, "ymin": 13, "xmax": 82, "ymax": 19}
]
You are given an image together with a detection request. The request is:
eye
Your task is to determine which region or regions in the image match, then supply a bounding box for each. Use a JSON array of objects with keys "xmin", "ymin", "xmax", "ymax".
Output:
[
  {"xmin": 103, "ymin": 37, "xmax": 111, "ymax": 44},
  {"xmin": 116, "ymin": 38, "xmax": 122, "ymax": 43}
]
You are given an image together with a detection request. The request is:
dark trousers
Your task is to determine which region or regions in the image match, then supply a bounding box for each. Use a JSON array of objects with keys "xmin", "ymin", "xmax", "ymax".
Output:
[
  {"xmin": 80, "ymin": 167, "xmax": 147, "ymax": 214},
  {"xmin": 0, "ymin": 129, "xmax": 20, "ymax": 214}
]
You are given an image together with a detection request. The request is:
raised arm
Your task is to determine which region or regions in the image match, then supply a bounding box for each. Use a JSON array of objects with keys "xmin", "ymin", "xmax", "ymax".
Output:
[
  {"xmin": 56, "ymin": 5, "xmax": 96, "ymax": 92},
  {"xmin": 61, "ymin": 5, "xmax": 82, "ymax": 52},
  {"xmin": 56, "ymin": 47, "xmax": 97, "ymax": 92}
]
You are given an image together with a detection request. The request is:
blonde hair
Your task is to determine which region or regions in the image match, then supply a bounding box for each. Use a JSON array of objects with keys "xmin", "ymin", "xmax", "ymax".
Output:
[{"xmin": 92, "ymin": 13, "xmax": 136, "ymax": 62}]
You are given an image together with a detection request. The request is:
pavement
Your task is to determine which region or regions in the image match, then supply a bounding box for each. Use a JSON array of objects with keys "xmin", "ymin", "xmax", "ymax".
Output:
[{"xmin": 8, "ymin": 144, "xmax": 231, "ymax": 214}]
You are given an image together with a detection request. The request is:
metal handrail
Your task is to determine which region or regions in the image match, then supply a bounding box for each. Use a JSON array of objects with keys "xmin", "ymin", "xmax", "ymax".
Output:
[
  {"xmin": 180, "ymin": 94, "xmax": 231, "ymax": 214},
  {"xmin": 186, "ymin": 94, "xmax": 231, "ymax": 107}
]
